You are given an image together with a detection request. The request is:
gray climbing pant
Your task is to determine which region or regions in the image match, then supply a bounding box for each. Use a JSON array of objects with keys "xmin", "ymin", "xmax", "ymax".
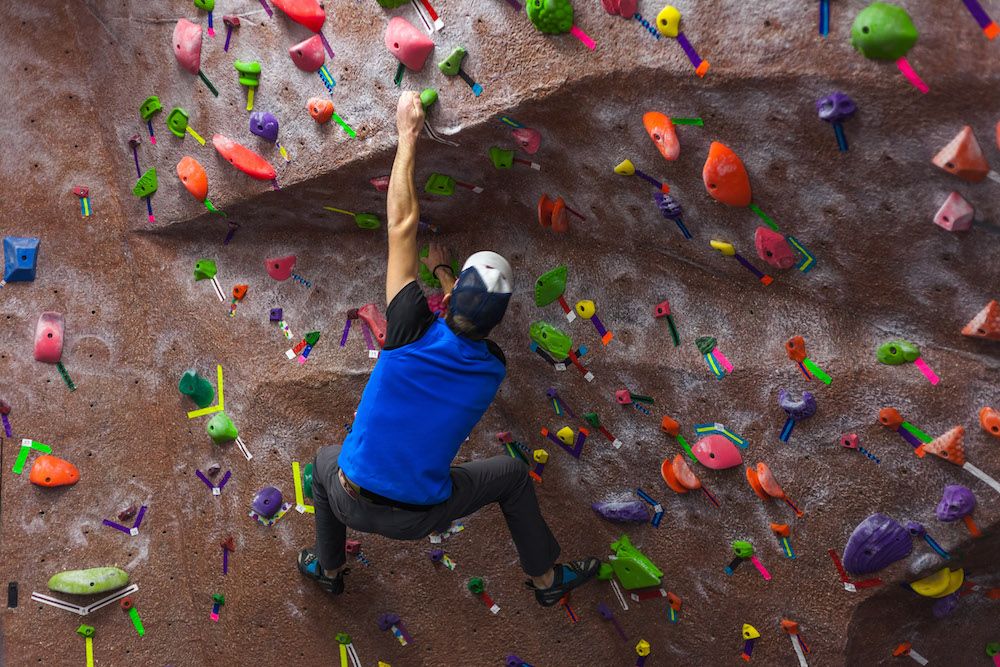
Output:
[{"xmin": 312, "ymin": 444, "xmax": 561, "ymax": 577}]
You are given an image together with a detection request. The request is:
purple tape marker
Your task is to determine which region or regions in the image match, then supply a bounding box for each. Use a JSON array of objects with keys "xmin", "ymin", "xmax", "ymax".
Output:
[
  {"xmin": 103, "ymin": 520, "xmax": 131, "ymax": 535},
  {"xmin": 2, "ymin": 414, "xmax": 11, "ymax": 438},
  {"xmin": 339, "ymin": 318, "xmax": 352, "ymax": 346}
]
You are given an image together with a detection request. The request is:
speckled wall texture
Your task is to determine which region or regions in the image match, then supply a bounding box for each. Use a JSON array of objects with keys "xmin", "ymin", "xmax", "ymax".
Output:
[{"xmin": 1, "ymin": 1, "xmax": 999, "ymax": 666}]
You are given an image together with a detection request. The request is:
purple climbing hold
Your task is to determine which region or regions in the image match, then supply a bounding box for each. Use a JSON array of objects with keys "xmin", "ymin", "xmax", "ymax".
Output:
[
  {"xmin": 843, "ymin": 513, "xmax": 912, "ymax": 576},
  {"xmin": 376, "ymin": 612, "xmax": 401, "ymax": 631},
  {"xmin": 935, "ymin": 485, "xmax": 975, "ymax": 522},
  {"xmin": 592, "ymin": 500, "xmax": 651, "ymax": 523},
  {"xmin": 816, "ymin": 91, "xmax": 856, "ymax": 123},
  {"xmin": 904, "ymin": 520, "xmax": 926, "ymax": 537},
  {"xmin": 778, "ymin": 388, "xmax": 817, "ymax": 421},
  {"xmin": 931, "ymin": 592, "xmax": 960, "ymax": 618},
  {"xmin": 654, "ymin": 192, "xmax": 683, "ymax": 221},
  {"xmin": 251, "ymin": 486, "xmax": 283, "ymax": 518},
  {"xmin": 249, "ymin": 111, "xmax": 280, "ymax": 144}
]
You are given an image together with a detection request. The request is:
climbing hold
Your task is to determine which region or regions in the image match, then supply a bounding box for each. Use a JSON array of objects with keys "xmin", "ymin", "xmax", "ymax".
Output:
[
  {"xmin": 425, "ymin": 173, "xmax": 456, "ymax": 196},
  {"xmin": 909, "ymin": 567, "xmax": 964, "ymax": 598},
  {"xmin": 754, "ymin": 227, "xmax": 796, "ymax": 269},
  {"xmin": 529, "ymin": 321, "xmax": 573, "ymax": 360},
  {"xmin": 661, "ymin": 454, "xmax": 700, "ymax": 493},
  {"xmin": 556, "ymin": 426, "xmax": 575, "ymax": 445},
  {"xmin": 213, "ymin": 135, "xmax": 276, "ymax": 181},
  {"xmin": 933, "ymin": 192, "xmax": 974, "ymax": 232},
  {"xmin": 172, "ymin": 18, "xmax": 203, "ymax": 75},
  {"xmin": 655, "ymin": 5, "xmax": 681, "ymax": 37},
  {"xmin": 178, "ymin": 369, "xmax": 215, "ymax": 407},
  {"xmin": 963, "ymin": 300, "xmax": 1000, "ymax": 340},
  {"xmin": 778, "ymin": 389, "xmax": 817, "ymax": 421},
  {"xmin": 527, "ymin": 0, "xmax": 574, "ymax": 34},
  {"xmin": 139, "ymin": 96, "xmax": 162, "ymax": 121},
  {"xmin": 642, "ymin": 112, "xmax": 679, "ymax": 161},
  {"xmin": 233, "ymin": 60, "xmax": 261, "ymax": 89},
  {"xmin": 591, "ymin": 500, "xmax": 650, "ymax": 522},
  {"xmin": 605, "ymin": 534, "xmax": 663, "ymax": 589},
  {"xmin": 438, "ymin": 46, "xmax": 467, "ymax": 75},
  {"xmin": 816, "ymin": 91, "xmax": 856, "ymax": 122},
  {"xmin": 935, "ymin": 484, "xmax": 976, "ymax": 522},
  {"xmin": 534, "ymin": 265, "xmax": 568, "ymax": 307},
  {"xmin": 251, "ymin": 486, "xmax": 283, "ymax": 518},
  {"xmin": 513, "ymin": 127, "xmax": 542, "ymax": 154},
  {"xmin": 33, "ymin": 312, "xmax": 64, "ymax": 363},
  {"xmin": 842, "ymin": 513, "xmax": 912, "ymax": 575},
  {"xmin": 206, "ymin": 411, "xmax": 239, "ymax": 444},
  {"xmin": 979, "ymin": 407, "xmax": 1000, "ymax": 438},
  {"xmin": 489, "ymin": 146, "xmax": 515, "ymax": 169},
  {"xmin": 417, "ymin": 246, "xmax": 459, "ymax": 288},
  {"xmin": 193, "ymin": 259, "xmax": 217, "ymax": 281},
  {"xmin": 876, "ymin": 339, "xmax": 920, "ymax": 365},
  {"xmin": 307, "ymin": 98, "xmax": 334, "ymax": 124},
  {"xmin": 271, "ymin": 0, "xmax": 325, "ymax": 32},
  {"xmin": 614, "ymin": 159, "xmax": 635, "ymax": 176},
  {"xmin": 660, "ymin": 415, "xmax": 680, "ymax": 437},
  {"xmin": 232, "ymin": 284, "xmax": 248, "ymax": 301},
  {"xmin": 3, "ymin": 236, "xmax": 40, "ymax": 283},
  {"xmin": 574, "ymin": 300, "xmax": 596, "ymax": 319},
  {"xmin": 29, "ymin": 455, "xmax": 79, "ymax": 487},
  {"xmin": 702, "ymin": 142, "xmax": 751, "ymax": 207},
  {"xmin": 132, "ymin": 168, "xmax": 158, "ymax": 198},
  {"xmin": 265, "ymin": 255, "xmax": 296, "ymax": 281},
  {"xmin": 601, "ymin": 0, "xmax": 637, "ymax": 17},
  {"xmin": 691, "ymin": 434, "xmax": 742, "ymax": 470},
  {"xmin": 249, "ymin": 111, "xmax": 280, "ymax": 144},
  {"xmin": 419, "ymin": 88, "xmax": 438, "ymax": 109},
  {"xmin": 850, "ymin": 2, "xmax": 918, "ymax": 60},
  {"xmin": 289, "ymin": 35, "xmax": 325, "ymax": 72},
  {"xmin": 385, "ymin": 17, "xmax": 434, "ymax": 71},
  {"xmin": 932, "ymin": 126, "xmax": 990, "ymax": 182},
  {"xmin": 176, "ymin": 157, "xmax": 209, "ymax": 202},
  {"xmin": 922, "ymin": 426, "xmax": 965, "ymax": 465},
  {"xmin": 48, "ymin": 567, "xmax": 129, "ymax": 595}
]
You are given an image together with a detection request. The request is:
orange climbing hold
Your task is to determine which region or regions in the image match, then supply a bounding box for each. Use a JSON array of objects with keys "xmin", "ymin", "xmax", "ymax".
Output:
[
  {"xmin": 271, "ymin": 0, "xmax": 325, "ymax": 33},
  {"xmin": 29, "ymin": 455, "xmax": 80, "ymax": 487},
  {"xmin": 979, "ymin": 407, "xmax": 1000, "ymax": 439},
  {"xmin": 307, "ymin": 97, "xmax": 334, "ymax": 124},
  {"xmin": 642, "ymin": 112, "xmax": 680, "ymax": 161},
  {"xmin": 932, "ymin": 126, "xmax": 990, "ymax": 183},
  {"xmin": 785, "ymin": 336, "xmax": 807, "ymax": 363},
  {"xmin": 962, "ymin": 300, "xmax": 1000, "ymax": 341},
  {"xmin": 702, "ymin": 142, "xmax": 751, "ymax": 207},
  {"xmin": 920, "ymin": 426, "xmax": 966, "ymax": 465},
  {"xmin": 878, "ymin": 407, "xmax": 904, "ymax": 429},
  {"xmin": 177, "ymin": 156, "xmax": 209, "ymax": 202},
  {"xmin": 660, "ymin": 415, "xmax": 680, "ymax": 437},
  {"xmin": 212, "ymin": 135, "xmax": 277, "ymax": 181}
]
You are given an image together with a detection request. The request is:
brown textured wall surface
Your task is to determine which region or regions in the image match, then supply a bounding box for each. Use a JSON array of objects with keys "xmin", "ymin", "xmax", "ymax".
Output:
[{"xmin": 1, "ymin": 1, "xmax": 999, "ymax": 666}]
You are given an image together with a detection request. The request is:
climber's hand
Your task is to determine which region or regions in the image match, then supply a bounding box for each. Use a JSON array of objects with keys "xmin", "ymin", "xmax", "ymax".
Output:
[{"xmin": 396, "ymin": 91, "xmax": 425, "ymax": 142}]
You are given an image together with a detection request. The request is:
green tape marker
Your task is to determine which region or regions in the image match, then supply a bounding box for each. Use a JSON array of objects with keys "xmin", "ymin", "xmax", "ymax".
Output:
[
  {"xmin": 901, "ymin": 422, "xmax": 933, "ymax": 443},
  {"xmin": 129, "ymin": 607, "xmax": 145, "ymax": 637},
  {"xmin": 748, "ymin": 203, "xmax": 779, "ymax": 231},
  {"xmin": 802, "ymin": 358, "xmax": 832, "ymax": 385}
]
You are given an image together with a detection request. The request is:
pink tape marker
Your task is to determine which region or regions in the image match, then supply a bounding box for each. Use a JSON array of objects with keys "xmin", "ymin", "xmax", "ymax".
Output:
[
  {"xmin": 713, "ymin": 348, "xmax": 734, "ymax": 373},
  {"xmin": 895, "ymin": 57, "xmax": 929, "ymax": 94},
  {"xmin": 569, "ymin": 25, "xmax": 596, "ymax": 50},
  {"xmin": 913, "ymin": 357, "xmax": 939, "ymax": 385},
  {"xmin": 749, "ymin": 555, "xmax": 772, "ymax": 581}
]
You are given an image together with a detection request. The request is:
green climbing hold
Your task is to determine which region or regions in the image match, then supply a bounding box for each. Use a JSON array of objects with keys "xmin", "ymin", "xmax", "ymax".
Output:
[
  {"xmin": 354, "ymin": 213, "xmax": 381, "ymax": 230},
  {"xmin": 418, "ymin": 246, "xmax": 460, "ymax": 288},
  {"xmin": 178, "ymin": 369, "xmax": 215, "ymax": 408},
  {"xmin": 303, "ymin": 462, "xmax": 314, "ymax": 499},
  {"xmin": 419, "ymin": 88, "xmax": 438, "ymax": 109},
  {"xmin": 233, "ymin": 60, "xmax": 262, "ymax": 87},
  {"xmin": 193, "ymin": 259, "xmax": 217, "ymax": 281},
  {"xmin": 526, "ymin": 0, "xmax": 574, "ymax": 35},
  {"xmin": 596, "ymin": 562, "xmax": 614, "ymax": 581},
  {"xmin": 489, "ymin": 146, "xmax": 515, "ymax": 170},
  {"xmin": 48, "ymin": 567, "xmax": 129, "ymax": 595},
  {"xmin": 376, "ymin": 0, "xmax": 409, "ymax": 7},
  {"xmin": 534, "ymin": 265, "xmax": 568, "ymax": 307},
  {"xmin": 695, "ymin": 336, "xmax": 717, "ymax": 356},
  {"xmin": 424, "ymin": 173, "xmax": 456, "ymax": 196},
  {"xmin": 438, "ymin": 46, "xmax": 467, "ymax": 76},
  {"xmin": 212, "ymin": 593, "xmax": 225, "ymax": 605},
  {"xmin": 583, "ymin": 412, "xmax": 601, "ymax": 429},
  {"xmin": 987, "ymin": 643, "xmax": 1000, "ymax": 658},
  {"xmin": 194, "ymin": 0, "xmax": 215, "ymax": 10},
  {"xmin": 206, "ymin": 411, "xmax": 238, "ymax": 444},
  {"xmin": 876, "ymin": 339, "xmax": 920, "ymax": 365},
  {"xmin": 304, "ymin": 331, "xmax": 321, "ymax": 346},
  {"xmin": 335, "ymin": 632, "xmax": 352, "ymax": 645},
  {"xmin": 850, "ymin": 2, "xmax": 918, "ymax": 61},
  {"xmin": 133, "ymin": 168, "xmax": 158, "ymax": 198},
  {"xmin": 139, "ymin": 95, "xmax": 162, "ymax": 120},
  {"xmin": 166, "ymin": 107, "xmax": 191, "ymax": 138},
  {"xmin": 467, "ymin": 577, "xmax": 485, "ymax": 594},
  {"xmin": 732, "ymin": 540, "xmax": 754, "ymax": 558},
  {"xmin": 530, "ymin": 321, "xmax": 572, "ymax": 361},
  {"xmin": 607, "ymin": 534, "xmax": 663, "ymax": 590},
  {"xmin": 76, "ymin": 624, "xmax": 95, "ymax": 637}
]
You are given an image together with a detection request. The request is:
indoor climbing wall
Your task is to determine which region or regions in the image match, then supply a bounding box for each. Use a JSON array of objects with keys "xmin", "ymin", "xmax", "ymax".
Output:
[{"xmin": 1, "ymin": 1, "xmax": 999, "ymax": 666}]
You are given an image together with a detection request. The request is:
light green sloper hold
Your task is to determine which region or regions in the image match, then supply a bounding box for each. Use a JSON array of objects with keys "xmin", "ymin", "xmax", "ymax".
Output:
[
  {"xmin": 526, "ymin": 0, "xmax": 574, "ymax": 35},
  {"xmin": 534, "ymin": 265, "xmax": 567, "ymax": 307},
  {"xmin": 132, "ymin": 168, "xmax": 158, "ymax": 198},
  {"xmin": 876, "ymin": 339, "xmax": 920, "ymax": 365},
  {"xmin": 207, "ymin": 411, "xmax": 238, "ymax": 444},
  {"xmin": 48, "ymin": 567, "xmax": 129, "ymax": 595},
  {"xmin": 850, "ymin": 2, "xmax": 918, "ymax": 61},
  {"xmin": 530, "ymin": 321, "xmax": 572, "ymax": 361}
]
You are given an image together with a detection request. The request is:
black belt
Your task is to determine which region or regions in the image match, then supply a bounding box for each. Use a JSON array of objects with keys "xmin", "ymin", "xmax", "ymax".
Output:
[{"xmin": 341, "ymin": 472, "xmax": 437, "ymax": 512}]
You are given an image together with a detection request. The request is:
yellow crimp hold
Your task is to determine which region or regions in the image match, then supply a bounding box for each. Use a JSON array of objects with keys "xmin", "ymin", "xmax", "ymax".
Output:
[
  {"xmin": 910, "ymin": 568, "xmax": 964, "ymax": 598},
  {"xmin": 742, "ymin": 623, "xmax": 761, "ymax": 640},
  {"xmin": 710, "ymin": 239, "xmax": 736, "ymax": 256},
  {"xmin": 614, "ymin": 159, "xmax": 635, "ymax": 176},
  {"xmin": 533, "ymin": 449, "xmax": 549, "ymax": 464},
  {"xmin": 636, "ymin": 639, "xmax": 651, "ymax": 656},
  {"xmin": 556, "ymin": 426, "xmax": 575, "ymax": 445}
]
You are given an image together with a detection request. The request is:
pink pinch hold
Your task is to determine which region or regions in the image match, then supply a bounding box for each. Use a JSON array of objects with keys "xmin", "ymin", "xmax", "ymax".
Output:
[
  {"xmin": 34, "ymin": 311, "xmax": 65, "ymax": 363},
  {"xmin": 173, "ymin": 18, "xmax": 203, "ymax": 75},
  {"xmin": 754, "ymin": 226, "xmax": 797, "ymax": 269},
  {"xmin": 933, "ymin": 192, "xmax": 974, "ymax": 232},
  {"xmin": 512, "ymin": 128, "xmax": 542, "ymax": 154},
  {"xmin": 384, "ymin": 16, "xmax": 435, "ymax": 71},
  {"xmin": 289, "ymin": 35, "xmax": 325, "ymax": 72}
]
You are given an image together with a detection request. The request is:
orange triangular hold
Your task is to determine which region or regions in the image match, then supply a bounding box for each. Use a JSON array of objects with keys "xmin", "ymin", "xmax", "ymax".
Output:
[
  {"xmin": 962, "ymin": 300, "xmax": 1000, "ymax": 341},
  {"xmin": 932, "ymin": 126, "xmax": 990, "ymax": 183},
  {"xmin": 921, "ymin": 426, "xmax": 966, "ymax": 466}
]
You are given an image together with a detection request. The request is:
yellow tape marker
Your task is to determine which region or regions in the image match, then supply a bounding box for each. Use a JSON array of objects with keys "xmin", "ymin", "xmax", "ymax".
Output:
[
  {"xmin": 187, "ymin": 365, "xmax": 225, "ymax": 418},
  {"xmin": 85, "ymin": 637, "xmax": 94, "ymax": 667},
  {"xmin": 292, "ymin": 461, "xmax": 315, "ymax": 514},
  {"xmin": 186, "ymin": 126, "xmax": 206, "ymax": 145},
  {"xmin": 339, "ymin": 643, "xmax": 348, "ymax": 667}
]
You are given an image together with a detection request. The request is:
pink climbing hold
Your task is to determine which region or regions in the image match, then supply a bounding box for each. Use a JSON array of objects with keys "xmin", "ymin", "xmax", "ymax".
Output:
[
  {"xmin": 289, "ymin": 35, "xmax": 325, "ymax": 72},
  {"xmin": 601, "ymin": 0, "xmax": 638, "ymax": 17},
  {"xmin": 513, "ymin": 128, "xmax": 542, "ymax": 155},
  {"xmin": 172, "ymin": 18, "xmax": 203, "ymax": 75},
  {"xmin": 265, "ymin": 255, "xmax": 296, "ymax": 282},
  {"xmin": 212, "ymin": 135, "xmax": 277, "ymax": 181},
  {"xmin": 691, "ymin": 434, "xmax": 743, "ymax": 470},
  {"xmin": 384, "ymin": 17, "xmax": 434, "ymax": 71},
  {"xmin": 33, "ymin": 311, "xmax": 65, "ymax": 364},
  {"xmin": 271, "ymin": 0, "xmax": 325, "ymax": 32},
  {"xmin": 754, "ymin": 227, "xmax": 796, "ymax": 269},
  {"xmin": 933, "ymin": 192, "xmax": 974, "ymax": 232}
]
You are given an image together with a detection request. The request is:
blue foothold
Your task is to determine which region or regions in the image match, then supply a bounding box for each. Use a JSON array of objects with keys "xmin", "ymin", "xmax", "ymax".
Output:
[{"xmin": 3, "ymin": 236, "xmax": 40, "ymax": 283}]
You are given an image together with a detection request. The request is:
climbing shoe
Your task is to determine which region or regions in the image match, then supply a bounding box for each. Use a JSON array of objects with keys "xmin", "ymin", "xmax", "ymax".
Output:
[
  {"xmin": 297, "ymin": 547, "xmax": 348, "ymax": 595},
  {"xmin": 526, "ymin": 557, "xmax": 602, "ymax": 607}
]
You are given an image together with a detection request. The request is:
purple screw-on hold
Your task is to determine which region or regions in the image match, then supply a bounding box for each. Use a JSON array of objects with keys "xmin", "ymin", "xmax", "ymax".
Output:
[
  {"xmin": 932, "ymin": 592, "xmax": 960, "ymax": 618},
  {"xmin": 654, "ymin": 192, "xmax": 692, "ymax": 239},
  {"xmin": 249, "ymin": 111, "xmax": 280, "ymax": 143},
  {"xmin": 269, "ymin": 308, "xmax": 283, "ymax": 322},
  {"xmin": 251, "ymin": 486, "xmax": 283, "ymax": 518},
  {"xmin": 935, "ymin": 485, "xmax": 976, "ymax": 522},
  {"xmin": 905, "ymin": 520, "xmax": 926, "ymax": 537},
  {"xmin": 778, "ymin": 389, "xmax": 817, "ymax": 421},
  {"xmin": 816, "ymin": 92, "xmax": 856, "ymax": 122},
  {"xmin": 506, "ymin": 656, "xmax": 524, "ymax": 667},
  {"xmin": 843, "ymin": 513, "xmax": 913, "ymax": 576},
  {"xmin": 376, "ymin": 613, "xmax": 401, "ymax": 632},
  {"xmin": 429, "ymin": 549, "xmax": 444, "ymax": 563},
  {"xmin": 592, "ymin": 500, "xmax": 651, "ymax": 523}
]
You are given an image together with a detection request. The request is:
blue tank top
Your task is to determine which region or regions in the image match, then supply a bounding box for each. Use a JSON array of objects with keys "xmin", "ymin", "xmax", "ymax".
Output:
[{"xmin": 338, "ymin": 318, "xmax": 506, "ymax": 505}]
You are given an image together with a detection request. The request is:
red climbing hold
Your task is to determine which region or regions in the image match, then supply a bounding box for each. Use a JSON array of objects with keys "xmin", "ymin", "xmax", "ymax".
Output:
[
  {"xmin": 289, "ymin": 35, "xmax": 325, "ymax": 72},
  {"xmin": 271, "ymin": 0, "xmax": 325, "ymax": 33},
  {"xmin": 962, "ymin": 300, "xmax": 1000, "ymax": 341},
  {"xmin": 265, "ymin": 255, "xmax": 296, "ymax": 282},
  {"xmin": 212, "ymin": 135, "xmax": 276, "ymax": 181}
]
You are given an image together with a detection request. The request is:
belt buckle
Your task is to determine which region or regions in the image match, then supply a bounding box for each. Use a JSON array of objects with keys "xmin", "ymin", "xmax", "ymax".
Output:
[{"xmin": 339, "ymin": 470, "xmax": 359, "ymax": 500}]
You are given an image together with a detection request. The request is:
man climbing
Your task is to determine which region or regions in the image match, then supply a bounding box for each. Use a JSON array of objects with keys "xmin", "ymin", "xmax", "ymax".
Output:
[{"xmin": 297, "ymin": 91, "xmax": 600, "ymax": 607}]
